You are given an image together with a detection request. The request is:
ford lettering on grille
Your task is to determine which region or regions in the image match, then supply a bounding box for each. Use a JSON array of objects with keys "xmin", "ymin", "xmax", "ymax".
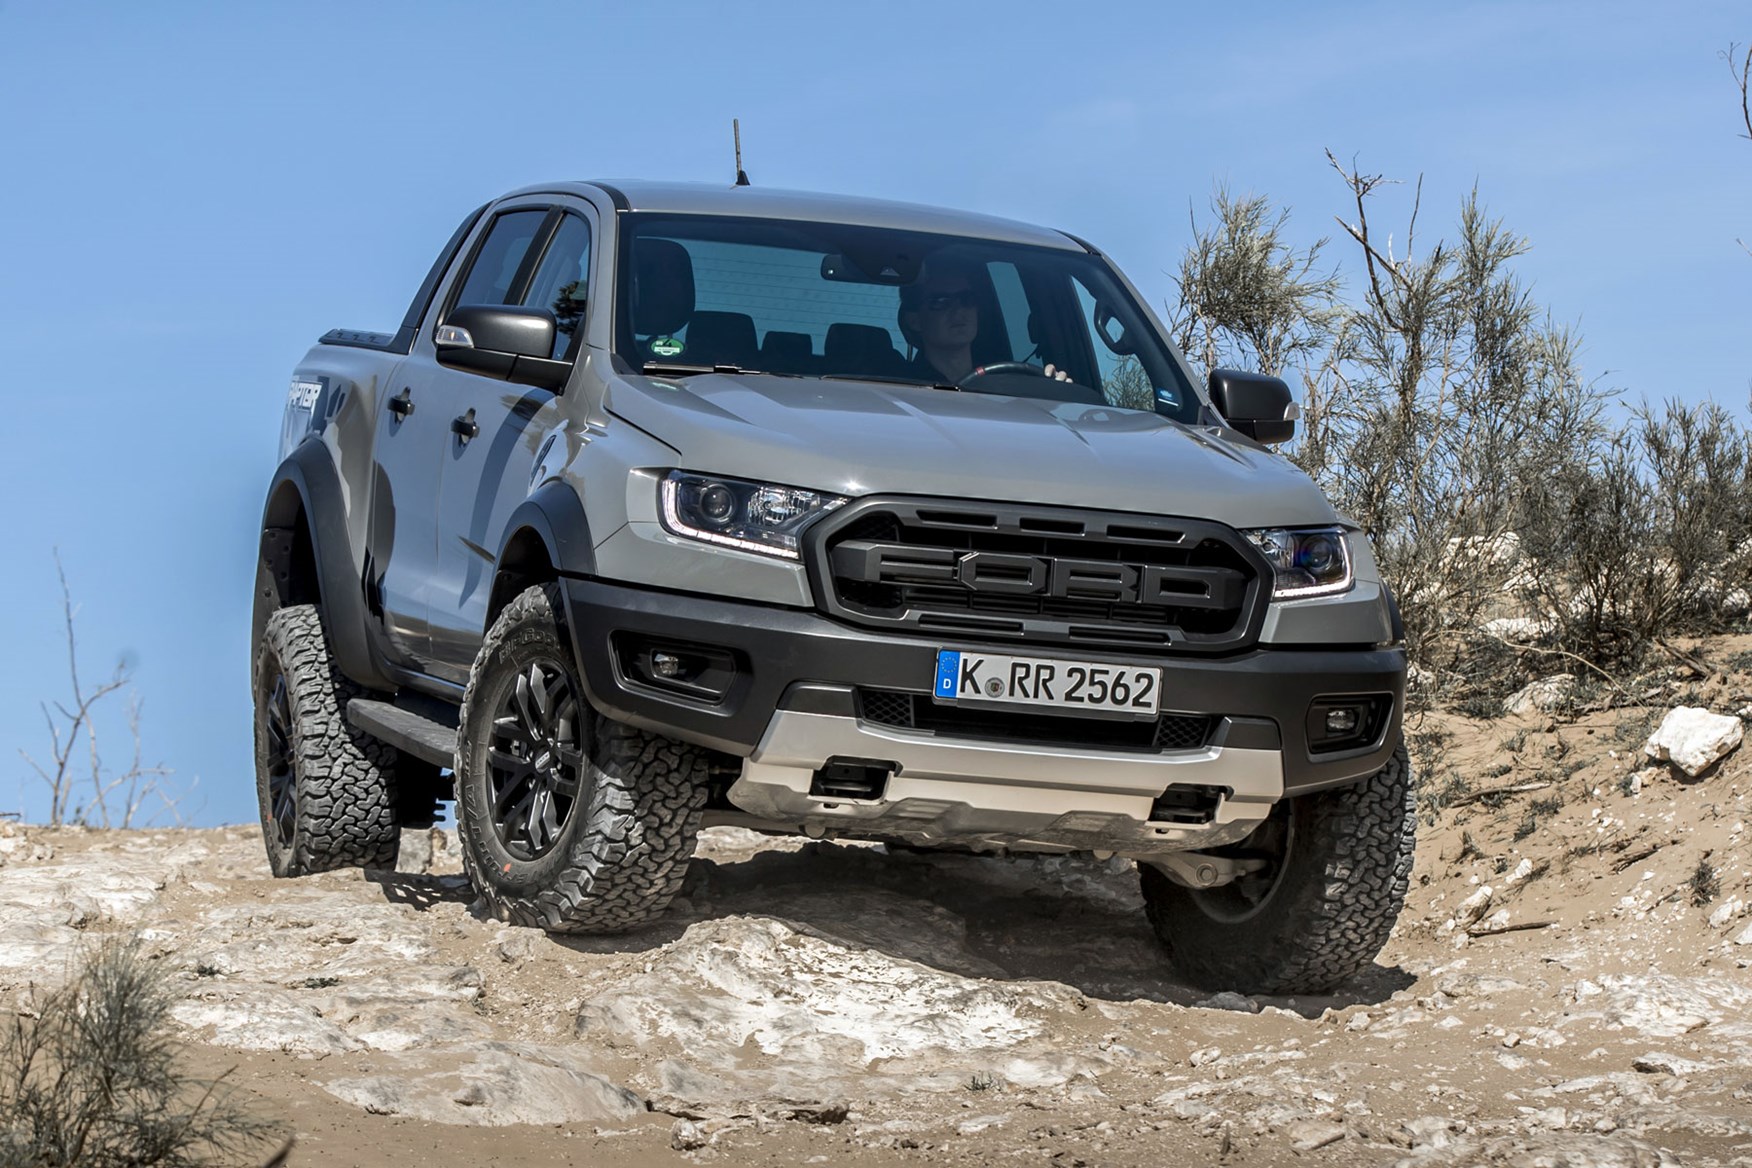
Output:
[{"xmin": 828, "ymin": 542, "xmax": 1246, "ymax": 610}]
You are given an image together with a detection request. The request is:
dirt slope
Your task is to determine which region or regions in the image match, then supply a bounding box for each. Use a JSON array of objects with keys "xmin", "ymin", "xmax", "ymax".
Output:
[{"xmin": 4, "ymin": 652, "xmax": 1751, "ymax": 1167}]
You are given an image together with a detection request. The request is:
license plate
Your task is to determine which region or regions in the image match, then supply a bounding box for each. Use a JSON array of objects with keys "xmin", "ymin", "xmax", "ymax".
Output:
[{"xmin": 933, "ymin": 650, "xmax": 1162, "ymax": 715}]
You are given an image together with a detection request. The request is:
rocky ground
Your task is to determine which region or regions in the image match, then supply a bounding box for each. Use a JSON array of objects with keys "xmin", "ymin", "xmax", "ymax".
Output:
[{"xmin": 4, "ymin": 647, "xmax": 1752, "ymax": 1167}]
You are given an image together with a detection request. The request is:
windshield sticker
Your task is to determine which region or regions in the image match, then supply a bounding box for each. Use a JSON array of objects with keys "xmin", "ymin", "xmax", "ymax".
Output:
[{"xmin": 650, "ymin": 337, "xmax": 684, "ymax": 358}]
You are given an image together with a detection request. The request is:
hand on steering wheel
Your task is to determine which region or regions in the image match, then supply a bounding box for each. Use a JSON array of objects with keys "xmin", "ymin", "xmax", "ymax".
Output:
[{"xmin": 957, "ymin": 361, "xmax": 1073, "ymax": 387}]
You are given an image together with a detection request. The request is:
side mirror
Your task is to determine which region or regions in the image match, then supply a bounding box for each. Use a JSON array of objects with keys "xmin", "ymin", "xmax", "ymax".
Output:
[
  {"xmin": 1207, "ymin": 368, "xmax": 1297, "ymax": 444},
  {"xmin": 436, "ymin": 305, "xmax": 570, "ymax": 391}
]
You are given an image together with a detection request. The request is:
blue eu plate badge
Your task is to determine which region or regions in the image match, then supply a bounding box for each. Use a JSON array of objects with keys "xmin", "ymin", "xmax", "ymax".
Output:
[{"xmin": 934, "ymin": 650, "xmax": 961, "ymax": 699}]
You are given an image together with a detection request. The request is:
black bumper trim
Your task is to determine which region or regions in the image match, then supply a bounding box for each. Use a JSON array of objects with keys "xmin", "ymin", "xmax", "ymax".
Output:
[{"xmin": 560, "ymin": 578, "xmax": 1405, "ymax": 795}]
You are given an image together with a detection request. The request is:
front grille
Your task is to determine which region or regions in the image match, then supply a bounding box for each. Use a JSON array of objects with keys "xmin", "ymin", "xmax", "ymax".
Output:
[
  {"xmin": 858, "ymin": 688, "xmax": 1214, "ymax": 754},
  {"xmin": 810, "ymin": 500, "xmax": 1267, "ymax": 655}
]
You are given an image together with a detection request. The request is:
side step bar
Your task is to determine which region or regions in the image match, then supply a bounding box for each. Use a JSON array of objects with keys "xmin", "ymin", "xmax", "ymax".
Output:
[{"xmin": 347, "ymin": 699, "xmax": 456, "ymax": 768}]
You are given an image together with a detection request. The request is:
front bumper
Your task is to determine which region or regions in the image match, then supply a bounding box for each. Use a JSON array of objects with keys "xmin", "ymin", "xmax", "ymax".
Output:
[
  {"xmin": 562, "ymin": 577, "xmax": 1404, "ymax": 799},
  {"xmin": 728, "ymin": 708, "xmax": 1284, "ymax": 856}
]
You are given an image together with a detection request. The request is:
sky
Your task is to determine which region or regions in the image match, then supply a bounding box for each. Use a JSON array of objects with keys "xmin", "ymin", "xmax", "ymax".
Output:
[{"xmin": 1, "ymin": 0, "xmax": 1747, "ymax": 828}]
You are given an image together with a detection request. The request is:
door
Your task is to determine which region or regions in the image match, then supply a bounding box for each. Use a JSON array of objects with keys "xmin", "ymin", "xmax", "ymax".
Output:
[
  {"xmin": 425, "ymin": 208, "xmax": 594, "ymax": 682},
  {"xmin": 376, "ymin": 206, "xmax": 553, "ymax": 677}
]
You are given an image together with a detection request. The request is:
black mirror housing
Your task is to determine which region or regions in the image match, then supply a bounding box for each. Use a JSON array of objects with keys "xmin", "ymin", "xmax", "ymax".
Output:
[
  {"xmin": 1207, "ymin": 368, "xmax": 1296, "ymax": 444},
  {"xmin": 436, "ymin": 305, "xmax": 569, "ymax": 391}
]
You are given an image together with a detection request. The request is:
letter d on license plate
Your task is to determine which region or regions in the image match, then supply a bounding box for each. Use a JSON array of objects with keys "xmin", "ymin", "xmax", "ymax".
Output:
[{"xmin": 934, "ymin": 649, "xmax": 1161, "ymax": 715}]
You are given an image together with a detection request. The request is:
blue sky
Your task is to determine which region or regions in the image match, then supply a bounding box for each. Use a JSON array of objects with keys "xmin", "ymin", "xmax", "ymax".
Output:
[{"xmin": 1, "ymin": 0, "xmax": 1747, "ymax": 827}]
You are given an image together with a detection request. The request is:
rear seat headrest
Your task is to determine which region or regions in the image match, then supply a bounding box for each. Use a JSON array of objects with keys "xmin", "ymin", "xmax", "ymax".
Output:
[
  {"xmin": 632, "ymin": 239, "xmax": 695, "ymax": 336},
  {"xmin": 685, "ymin": 311, "xmax": 758, "ymax": 367},
  {"xmin": 761, "ymin": 330, "xmax": 813, "ymax": 362},
  {"xmin": 825, "ymin": 323, "xmax": 897, "ymax": 359}
]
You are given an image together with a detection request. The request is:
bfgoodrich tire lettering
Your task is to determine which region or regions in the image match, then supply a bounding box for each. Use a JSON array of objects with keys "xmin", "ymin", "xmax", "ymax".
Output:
[
  {"xmin": 1140, "ymin": 744, "xmax": 1415, "ymax": 995},
  {"xmin": 455, "ymin": 584, "xmax": 707, "ymax": 933},
  {"xmin": 252, "ymin": 604, "xmax": 400, "ymax": 876}
]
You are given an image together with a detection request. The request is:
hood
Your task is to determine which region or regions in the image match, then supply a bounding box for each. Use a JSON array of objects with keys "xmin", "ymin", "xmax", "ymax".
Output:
[{"xmin": 605, "ymin": 373, "xmax": 1340, "ymax": 530}]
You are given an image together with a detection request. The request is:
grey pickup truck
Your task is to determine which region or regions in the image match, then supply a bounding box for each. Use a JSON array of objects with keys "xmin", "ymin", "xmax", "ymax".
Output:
[{"xmin": 253, "ymin": 180, "xmax": 1413, "ymax": 993}]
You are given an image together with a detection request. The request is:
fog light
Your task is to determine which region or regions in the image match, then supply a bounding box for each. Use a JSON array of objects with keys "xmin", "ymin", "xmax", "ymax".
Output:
[
  {"xmin": 1325, "ymin": 707, "xmax": 1360, "ymax": 735},
  {"xmin": 651, "ymin": 651, "xmax": 683, "ymax": 678}
]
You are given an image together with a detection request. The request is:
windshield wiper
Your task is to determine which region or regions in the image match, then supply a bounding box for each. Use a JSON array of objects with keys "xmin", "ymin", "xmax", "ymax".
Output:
[
  {"xmin": 640, "ymin": 361, "xmax": 769, "ymax": 377},
  {"xmin": 818, "ymin": 373, "xmax": 960, "ymax": 392}
]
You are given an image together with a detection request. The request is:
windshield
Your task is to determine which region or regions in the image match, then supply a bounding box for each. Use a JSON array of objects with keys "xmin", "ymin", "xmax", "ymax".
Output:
[{"xmin": 613, "ymin": 213, "xmax": 1202, "ymax": 423}]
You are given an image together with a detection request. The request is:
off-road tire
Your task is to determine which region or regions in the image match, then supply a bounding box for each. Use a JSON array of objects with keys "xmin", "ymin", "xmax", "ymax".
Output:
[
  {"xmin": 252, "ymin": 604, "xmax": 400, "ymax": 876},
  {"xmin": 1140, "ymin": 744, "xmax": 1415, "ymax": 995},
  {"xmin": 455, "ymin": 584, "xmax": 707, "ymax": 933}
]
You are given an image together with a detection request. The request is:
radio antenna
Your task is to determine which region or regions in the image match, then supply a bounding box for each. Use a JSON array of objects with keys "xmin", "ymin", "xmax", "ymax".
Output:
[{"xmin": 732, "ymin": 118, "xmax": 751, "ymax": 187}]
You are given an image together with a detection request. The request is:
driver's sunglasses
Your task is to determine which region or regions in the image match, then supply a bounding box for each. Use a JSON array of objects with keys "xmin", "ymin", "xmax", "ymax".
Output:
[{"xmin": 921, "ymin": 290, "xmax": 977, "ymax": 313}]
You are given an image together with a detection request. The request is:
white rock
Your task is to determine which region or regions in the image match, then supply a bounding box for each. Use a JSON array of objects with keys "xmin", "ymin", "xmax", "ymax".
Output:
[
  {"xmin": 1644, "ymin": 707, "xmax": 1743, "ymax": 777},
  {"xmin": 1504, "ymin": 858, "xmax": 1536, "ymax": 886},
  {"xmin": 1286, "ymin": 1118, "xmax": 1346, "ymax": 1151},
  {"xmin": 1503, "ymin": 674, "xmax": 1576, "ymax": 716},
  {"xmin": 576, "ymin": 915, "xmax": 1099, "ymax": 1104},
  {"xmin": 1452, "ymin": 886, "xmax": 1495, "ymax": 928},
  {"xmin": 1731, "ymin": 921, "xmax": 1752, "ymax": 946},
  {"xmin": 1193, "ymin": 991, "xmax": 1260, "ymax": 1014},
  {"xmin": 324, "ymin": 1044, "xmax": 641, "ymax": 1126},
  {"xmin": 1631, "ymin": 1052, "xmax": 1712, "ymax": 1076},
  {"xmin": 1707, "ymin": 896, "xmax": 1744, "ymax": 929},
  {"xmin": 1592, "ymin": 972, "xmax": 1752, "ymax": 1037},
  {"xmin": 172, "ymin": 990, "xmax": 363, "ymax": 1054},
  {"xmin": 1482, "ymin": 616, "xmax": 1550, "ymax": 641}
]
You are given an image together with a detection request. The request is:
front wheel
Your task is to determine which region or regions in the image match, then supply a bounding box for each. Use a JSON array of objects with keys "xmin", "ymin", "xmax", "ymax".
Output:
[
  {"xmin": 454, "ymin": 584, "xmax": 707, "ymax": 933},
  {"xmin": 1140, "ymin": 744, "xmax": 1415, "ymax": 995}
]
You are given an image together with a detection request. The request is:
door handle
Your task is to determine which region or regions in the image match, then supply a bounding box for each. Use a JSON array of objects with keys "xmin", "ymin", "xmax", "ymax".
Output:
[
  {"xmin": 388, "ymin": 387, "xmax": 415, "ymax": 418},
  {"xmin": 451, "ymin": 408, "xmax": 479, "ymax": 441}
]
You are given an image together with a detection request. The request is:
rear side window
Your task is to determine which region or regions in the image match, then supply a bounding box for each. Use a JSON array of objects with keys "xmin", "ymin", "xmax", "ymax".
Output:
[
  {"xmin": 520, "ymin": 214, "xmax": 591, "ymax": 359},
  {"xmin": 450, "ymin": 210, "xmax": 549, "ymax": 309}
]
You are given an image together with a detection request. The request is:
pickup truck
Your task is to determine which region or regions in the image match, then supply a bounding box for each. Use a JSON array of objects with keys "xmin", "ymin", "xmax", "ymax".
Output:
[{"xmin": 252, "ymin": 180, "xmax": 1413, "ymax": 994}]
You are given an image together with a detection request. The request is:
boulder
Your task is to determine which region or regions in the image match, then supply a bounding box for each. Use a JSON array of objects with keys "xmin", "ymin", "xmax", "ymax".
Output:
[
  {"xmin": 1503, "ymin": 674, "xmax": 1576, "ymax": 716},
  {"xmin": 1643, "ymin": 707, "xmax": 1743, "ymax": 777}
]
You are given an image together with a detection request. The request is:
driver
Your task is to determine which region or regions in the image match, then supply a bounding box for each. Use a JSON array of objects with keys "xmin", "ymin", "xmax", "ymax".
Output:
[{"xmin": 899, "ymin": 265, "xmax": 1070, "ymax": 385}]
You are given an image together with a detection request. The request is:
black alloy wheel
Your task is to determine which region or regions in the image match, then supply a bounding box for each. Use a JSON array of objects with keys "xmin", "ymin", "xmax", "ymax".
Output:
[
  {"xmin": 454, "ymin": 583, "xmax": 709, "ymax": 933},
  {"xmin": 262, "ymin": 673, "xmax": 297, "ymax": 851},
  {"xmin": 486, "ymin": 658, "xmax": 590, "ymax": 861}
]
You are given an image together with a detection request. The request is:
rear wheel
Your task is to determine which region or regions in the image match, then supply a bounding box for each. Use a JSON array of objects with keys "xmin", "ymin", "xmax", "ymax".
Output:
[
  {"xmin": 1140, "ymin": 744, "xmax": 1415, "ymax": 995},
  {"xmin": 454, "ymin": 585, "xmax": 707, "ymax": 933},
  {"xmin": 252, "ymin": 604, "xmax": 400, "ymax": 876}
]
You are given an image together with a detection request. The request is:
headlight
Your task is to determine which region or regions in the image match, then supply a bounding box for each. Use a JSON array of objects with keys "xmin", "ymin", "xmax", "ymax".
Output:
[
  {"xmin": 1244, "ymin": 527, "xmax": 1353, "ymax": 599},
  {"xmin": 659, "ymin": 471, "xmax": 848, "ymax": 560}
]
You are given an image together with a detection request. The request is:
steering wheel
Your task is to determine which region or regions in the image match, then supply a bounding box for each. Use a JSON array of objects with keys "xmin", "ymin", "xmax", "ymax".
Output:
[{"xmin": 957, "ymin": 361, "xmax": 1045, "ymax": 387}]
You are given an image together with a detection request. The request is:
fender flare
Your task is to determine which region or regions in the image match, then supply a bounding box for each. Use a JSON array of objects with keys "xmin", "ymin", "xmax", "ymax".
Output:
[
  {"xmin": 495, "ymin": 479, "xmax": 597, "ymax": 579},
  {"xmin": 254, "ymin": 441, "xmax": 395, "ymax": 691},
  {"xmin": 1382, "ymin": 582, "xmax": 1405, "ymax": 646}
]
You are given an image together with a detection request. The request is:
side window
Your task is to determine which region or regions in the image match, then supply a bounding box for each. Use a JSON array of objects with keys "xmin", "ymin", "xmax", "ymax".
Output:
[
  {"xmin": 449, "ymin": 209, "xmax": 549, "ymax": 311},
  {"xmin": 519, "ymin": 214, "xmax": 591, "ymax": 360}
]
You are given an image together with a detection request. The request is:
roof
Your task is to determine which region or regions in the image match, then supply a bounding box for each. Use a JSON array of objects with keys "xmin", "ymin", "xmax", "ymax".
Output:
[{"xmin": 498, "ymin": 179, "xmax": 1086, "ymax": 251}]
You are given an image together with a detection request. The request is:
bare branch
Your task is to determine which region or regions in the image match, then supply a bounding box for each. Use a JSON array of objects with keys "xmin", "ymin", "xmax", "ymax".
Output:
[
  {"xmin": 22, "ymin": 554, "xmax": 176, "ymax": 827},
  {"xmin": 1726, "ymin": 42, "xmax": 1751, "ymax": 140}
]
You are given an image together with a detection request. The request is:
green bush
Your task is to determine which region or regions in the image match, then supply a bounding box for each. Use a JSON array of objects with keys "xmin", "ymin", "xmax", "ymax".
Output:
[{"xmin": 0, "ymin": 937, "xmax": 280, "ymax": 1167}]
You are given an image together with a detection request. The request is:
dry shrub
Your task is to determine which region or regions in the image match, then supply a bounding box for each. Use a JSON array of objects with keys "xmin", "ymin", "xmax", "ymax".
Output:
[
  {"xmin": 1516, "ymin": 399, "xmax": 1752, "ymax": 667},
  {"xmin": 0, "ymin": 937, "xmax": 280, "ymax": 1167},
  {"xmin": 1172, "ymin": 159, "xmax": 1751, "ymax": 692}
]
